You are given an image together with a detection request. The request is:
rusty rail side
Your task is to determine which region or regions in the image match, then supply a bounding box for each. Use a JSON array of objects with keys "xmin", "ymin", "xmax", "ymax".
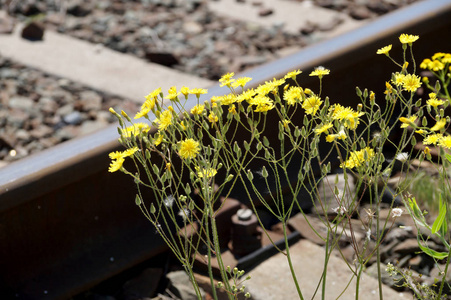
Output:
[{"xmin": 1, "ymin": 0, "xmax": 451, "ymax": 298}]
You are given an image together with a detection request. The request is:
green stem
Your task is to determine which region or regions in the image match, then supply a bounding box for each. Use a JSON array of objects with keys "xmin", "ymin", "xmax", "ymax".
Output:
[
  {"xmin": 437, "ymin": 244, "xmax": 451, "ymax": 299},
  {"xmin": 355, "ymin": 263, "xmax": 364, "ymax": 300},
  {"xmin": 205, "ymin": 215, "xmax": 219, "ymax": 300},
  {"xmin": 185, "ymin": 264, "xmax": 204, "ymax": 300},
  {"xmin": 283, "ymin": 222, "xmax": 304, "ymax": 300},
  {"xmin": 374, "ymin": 184, "xmax": 384, "ymax": 300},
  {"xmin": 322, "ymin": 232, "xmax": 329, "ymax": 300},
  {"xmin": 211, "ymin": 215, "xmax": 234, "ymax": 300}
]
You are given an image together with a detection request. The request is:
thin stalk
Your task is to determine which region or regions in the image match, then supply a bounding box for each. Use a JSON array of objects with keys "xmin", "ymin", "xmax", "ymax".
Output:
[
  {"xmin": 322, "ymin": 231, "xmax": 330, "ymax": 300},
  {"xmin": 185, "ymin": 264, "xmax": 204, "ymax": 300},
  {"xmin": 211, "ymin": 215, "xmax": 234, "ymax": 300},
  {"xmin": 374, "ymin": 184, "xmax": 384, "ymax": 300},
  {"xmin": 437, "ymin": 245, "xmax": 451, "ymax": 299},
  {"xmin": 204, "ymin": 215, "xmax": 219, "ymax": 300},
  {"xmin": 355, "ymin": 263, "xmax": 364, "ymax": 300},
  {"xmin": 282, "ymin": 222, "xmax": 304, "ymax": 300}
]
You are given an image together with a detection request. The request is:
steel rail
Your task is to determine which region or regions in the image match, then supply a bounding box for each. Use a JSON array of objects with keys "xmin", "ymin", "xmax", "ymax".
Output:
[{"xmin": 1, "ymin": 0, "xmax": 451, "ymax": 298}]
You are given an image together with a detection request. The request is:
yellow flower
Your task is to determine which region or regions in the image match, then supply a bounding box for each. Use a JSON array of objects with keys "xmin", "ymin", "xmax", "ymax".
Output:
[
  {"xmin": 424, "ymin": 146, "xmax": 430, "ymax": 155},
  {"xmin": 196, "ymin": 167, "xmax": 217, "ymax": 178},
  {"xmin": 282, "ymin": 119, "xmax": 291, "ymax": 129},
  {"xmin": 284, "ymin": 69, "xmax": 302, "ymax": 80},
  {"xmin": 219, "ymin": 72, "xmax": 235, "ymax": 87},
  {"xmin": 146, "ymin": 88, "xmax": 161, "ymax": 103},
  {"xmin": 232, "ymin": 77, "xmax": 252, "ymax": 89},
  {"xmin": 109, "ymin": 151, "xmax": 123, "ymax": 160},
  {"xmin": 190, "ymin": 104, "xmax": 205, "ymax": 115},
  {"xmin": 442, "ymin": 53, "xmax": 451, "ymax": 63},
  {"xmin": 399, "ymin": 34, "xmax": 419, "ymax": 44},
  {"xmin": 180, "ymin": 86, "xmax": 190, "ymax": 96},
  {"xmin": 439, "ymin": 136, "xmax": 451, "ymax": 149},
  {"xmin": 255, "ymin": 79, "xmax": 285, "ymax": 96},
  {"xmin": 135, "ymin": 103, "xmax": 152, "ymax": 119},
  {"xmin": 237, "ymin": 89, "xmax": 257, "ymax": 102},
  {"xmin": 377, "ymin": 45, "xmax": 392, "ymax": 55},
  {"xmin": 420, "ymin": 59, "xmax": 431, "ymax": 69},
  {"xmin": 392, "ymin": 73, "xmax": 405, "ymax": 86},
  {"xmin": 220, "ymin": 94, "xmax": 237, "ymax": 105},
  {"xmin": 210, "ymin": 96, "xmax": 221, "ymax": 107},
  {"xmin": 228, "ymin": 105, "xmax": 237, "ymax": 114},
  {"xmin": 109, "ymin": 157, "xmax": 125, "ymax": 172},
  {"xmin": 385, "ymin": 82, "xmax": 393, "ymax": 95},
  {"xmin": 251, "ymin": 95, "xmax": 274, "ymax": 112},
  {"xmin": 154, "ymin": 133, "xmax": 164, "ymax": 146},
  {"xmin": 431, "ymin": 118, "xmax": 446, "ymax": 131},
  {"xmin": 121, "ymin": 123, "xmax": 151, "ymax": 138},
  {"xmin": 429, "ymin": 60, "xmax": 445, "ymax": 71},
  {"xmin": 123, "ymin": 147, "xmax": 139, "ymax": 157},
  {"xmin": 156, "ymin": 110, "xmax": 173, "ymax": 131},
  {"xmin": 326, "ymin": 135, "xmax": 335, "ymax": 143},
  {"xmin": 179, "ymin": 138, "xmax": 200, "ymax": 159},
  {"xmin": 315, "ymin": 123, "xmax": 333, "ymax": 135},
  {"xmin": 208, "ymin": 111, "xmax": 219, "ymax": 123},
  {"xmin": 399, "ymin": 115, "xmax": 417, "ymax": 128},
  {"xmin": 432, "ymin": 53, "xmax": 446, "ymax": 60},
  {"xmin": 302, "ymin": 95, "xmax": 322, "ymax": 115},
  {"xmin": 135, "ymin": 89, "xmax": 161, "ymax": 119},
  {"xmin": 189, "ymin": 88, "xmax": 208, "ymax": 98},
  {"xmin": 108, "ymin": 147, "xmax": 138, "ymax": 173},
  {"xmin": 309, "ymin": 66, "xmax": 330, "ymax": 78},
  {"xmin": 165, "ymin": 86, "xmax": 181, "ymax": 101},
  {"xmin": 423, "ymin": 133, "xmax": 443, "ymax": 145},
  {"xmin": 330, "ymin": 104, "xmax": 363, "ymax": 129},
  {"xmin": 427, "ymin": 96, "xmax": 445, "ymax": 108},
  {"xmin": 254, "ymin": 102, "xmax": 274, "ymax": 112},
  {"xmin": 402, "ymin": 74, "xmax": 421, "ymax": 92},
  {"xmin": 340, "ymin": 147, "xmax": 375, "ymax": 169},
  {"xmin": 180, "ymin": 121, "xmax": 187, "ymax": 130},
  {"xmin": 283, "ymin": 86, "xmax": 303, "ymax": 105}
]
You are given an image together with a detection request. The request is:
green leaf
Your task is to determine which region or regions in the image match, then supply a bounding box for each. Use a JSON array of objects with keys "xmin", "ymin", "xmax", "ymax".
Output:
[
  {"xmin": 445, "ymin": 153, "xmax": 451, "ymax": 164},
  {"xmin": 432, "ymin": 194, "xmax": 447, "ymax": 234},
  {"xmin": 409, "ymin": 197, "xmax": 423, "ymax": 221},
  {"xmin": 418, "ymin": 239, "xmax": 448, "ymax": 260}
]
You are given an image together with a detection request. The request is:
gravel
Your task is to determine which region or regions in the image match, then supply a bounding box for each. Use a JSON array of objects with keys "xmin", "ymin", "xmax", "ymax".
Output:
[
  {"xmin": 0, "ymin": 55, "xmax": 139, "ymax": 166},
  {"xmin": 0, "ymin": 0, "xmax": 420, "ymax": 167},
  {"xmin": 3, "ymin": 0, "xmax": 419, "ymax": 80}
]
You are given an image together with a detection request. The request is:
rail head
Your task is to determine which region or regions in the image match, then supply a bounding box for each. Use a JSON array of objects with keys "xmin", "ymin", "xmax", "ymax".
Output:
[{"xmin": 1, "ymin": 0, "xmax": 451, "ymax": 211}]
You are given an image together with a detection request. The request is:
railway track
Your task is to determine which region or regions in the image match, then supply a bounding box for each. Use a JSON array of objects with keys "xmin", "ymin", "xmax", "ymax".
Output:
[{"xmin": 1, "ymin": 0, "xmax": 451, "ymax": 298}]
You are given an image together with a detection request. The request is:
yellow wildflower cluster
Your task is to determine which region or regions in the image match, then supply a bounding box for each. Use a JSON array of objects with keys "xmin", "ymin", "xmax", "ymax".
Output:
[
  {"xmin": 420, "ymin": 53, "xmax": 451, "ymax": 72},
  {"xmin": 108, "ymin": 147, "xmax": 139, "ymax": 172},
  {"xmin": 195, "ymin": 166, "xmax": 218, "ymax": 178},
  {"xmin": 340, "ymin": 147, "xmax": 375, "ymax": 169},
  {"xmin": 426, "ymin": 93, "xmax": 445, "ymax": 108},
  {"xmin": 329, "ymin": 104, "xmax": 364, "ymax": 130},
  {"xmin": 423, "ymin": 133, "xmax": 451, "ymax": 149},
  {"xmin": 120, "ymin": 123, "xmax": 151, "ymax": 138},
  {"xmin": 135, "ymin": 88, "xmax": 160, "ymax": 119},
  {"xmin": 391, "ymin": 73, "xmax": 422, "ymax": 92}
]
